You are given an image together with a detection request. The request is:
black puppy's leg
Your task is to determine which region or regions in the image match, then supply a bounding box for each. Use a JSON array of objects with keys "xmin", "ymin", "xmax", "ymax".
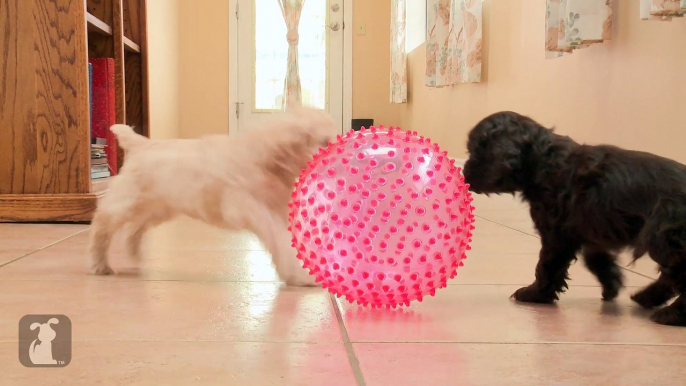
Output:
[
  {"xmin": 649, "ymin": 269, "xmax": 686, "ymax": 326},
  {"xmin": 631, "ymin": 273, "xmax": 675, "ymax": 309},
  {"xmin": 582, "ymin": 246, "xmax": 623, "ymax": 301},
  {"xmin": 634, "ymin": 199, "xmax": 686, "ymax": 326},
  {"xmin": 512, "ymin": 234, "xmax": 580, "ymax": 304}
]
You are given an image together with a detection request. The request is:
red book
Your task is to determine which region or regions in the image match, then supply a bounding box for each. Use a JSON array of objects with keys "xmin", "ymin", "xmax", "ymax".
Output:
[{"xmin": 89, "ymin": 58, "xmax": 118, "ymax": 175}]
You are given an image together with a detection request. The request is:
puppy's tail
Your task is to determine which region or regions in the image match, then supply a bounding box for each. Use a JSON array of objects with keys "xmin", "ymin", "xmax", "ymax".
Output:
[{"xmin": 110, "ymin": 124, "xmax": 148, "ymax": 150}]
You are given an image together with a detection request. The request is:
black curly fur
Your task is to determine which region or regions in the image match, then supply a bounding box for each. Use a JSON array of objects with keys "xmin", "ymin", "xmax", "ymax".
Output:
[{"xmin": 463, "ymin": 111, "xmax": 686, "ymax": 327}]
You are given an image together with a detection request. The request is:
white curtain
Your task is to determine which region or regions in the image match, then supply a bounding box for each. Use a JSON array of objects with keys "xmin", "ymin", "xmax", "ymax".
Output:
[
  {"xmin": 640, "ymin": 0, "xmax": 686, "ymax": 20},
  {"xmin": 390, "ymin": 0, "xmax": 407, "ymax": 103},
  {"xmin": 425, "ymin": 0, "xmax": 482, "ymax": 87},
  {"xmin": 278, "ymin": 0, "xmax": 305, "ymax": 109},
  {"xmin": 545, "ymin": 0, "xmax": 613, "ymax": 59}
]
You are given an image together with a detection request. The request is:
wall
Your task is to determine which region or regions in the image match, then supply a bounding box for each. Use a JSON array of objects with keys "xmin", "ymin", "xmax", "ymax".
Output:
[
  {"xmin": 177, "ymin": 0, "xmax": 231, "ymax": 138},
  {"xmin": 352, "ymin": 0, "xmax": 405, "ymax": 128},
  {"xmin": 146, "ymin": 0, "xmax": 181, "ymax": 140},
  {"xmin": 401, "ymin": 0, "xmax": 686, "ymax": 162}
]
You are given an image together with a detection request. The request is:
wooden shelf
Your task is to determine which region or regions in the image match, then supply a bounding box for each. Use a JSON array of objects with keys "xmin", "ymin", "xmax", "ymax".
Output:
[
  {"xmin": 1, "ymin": 0, "xmax": 149, "ymax": 223},
  {"xmin": 124, "ymin": 36, "xmax": 141, "ymax": 53},
  {"xmin": 0, "ymin": 194, "xmax": 100, "ymax": 222},
  {"xmin": 86, "ymin": 12, "xmax": 112, "ymax": 36}
]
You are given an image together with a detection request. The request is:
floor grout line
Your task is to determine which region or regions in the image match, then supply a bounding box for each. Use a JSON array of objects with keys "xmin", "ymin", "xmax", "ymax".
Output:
[
  {"xmin": 0, "ymin": 339, "xmax": 346, "ymax": 344},
  {"xmin": 347, "ymin": 341, "xmax": 686, "ymax": 347},
  {"xmin": 330, "ymin": 294, "xmax": 367, "ymax": 386},
  {"xmin": 475, "ymin": 215, "xmax": 540, "ymax": 238},
  {"xmin": 0, "ymin": 278, "xmax": 647, "ymax": 288},
  {"xmin": 0, "ymin": 339, "xmax": 682, "ymax": 347},
  {"xmin": 475, "ymin": 215, "xmax": 659, "ymax": 281},
  {"xmin": 0, "ymin": 228, "xmax": 89, "ymax": 269}
]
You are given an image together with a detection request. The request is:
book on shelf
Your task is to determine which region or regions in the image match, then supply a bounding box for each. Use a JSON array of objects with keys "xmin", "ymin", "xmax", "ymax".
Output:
[
  {"xmin": 89, "ymin": 58, "xmax": 118, "ymax": 175},
  {"xmin": 90, "ymin": 142, "xmax": 108, "ymax": 179},
  {"xmin": 92, "ymin": 137, "xmax": 107, "ymax": 146},
  {"xmin": 91, "ymin": 170, "xmax": 111, "ymax": 180},
  {"xmin": 91, "ymin": 164, "xmax": 109, "ymax": 173},
  {"xmin": 91, "ymin": 146, "xmax": 106, "ymax": 158}
]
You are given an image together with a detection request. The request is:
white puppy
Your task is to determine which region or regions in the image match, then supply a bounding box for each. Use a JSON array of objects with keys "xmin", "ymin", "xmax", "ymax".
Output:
[{"xmin": 89, "ymin": 107, "xmax": 337, "ymax": 286}]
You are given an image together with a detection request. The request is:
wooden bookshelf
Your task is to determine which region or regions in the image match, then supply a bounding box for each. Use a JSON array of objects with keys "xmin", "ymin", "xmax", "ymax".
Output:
[
  {"xmin": 124, "ymin": 37, "xmax": 141, "ymax": 53},
  {"xmin": 0, "ymin": 0, "xmax": 149, "ymax": 222}
]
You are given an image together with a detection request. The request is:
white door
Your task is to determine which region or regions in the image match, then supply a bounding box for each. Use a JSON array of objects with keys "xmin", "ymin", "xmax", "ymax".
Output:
[{"xmin": 232, "ymin": 0, "xmax": 347, "ymax": 133}]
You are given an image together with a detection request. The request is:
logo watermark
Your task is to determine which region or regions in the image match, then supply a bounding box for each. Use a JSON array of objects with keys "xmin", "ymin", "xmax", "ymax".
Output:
[{"xmin": 18, "ymin": 315, "xmax": 71, "ymax": 367}]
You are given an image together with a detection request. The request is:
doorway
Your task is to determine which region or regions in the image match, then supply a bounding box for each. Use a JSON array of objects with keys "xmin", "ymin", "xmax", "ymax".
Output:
[{"xmin": 229, "ymin": 0, "xmax": 352, "ymax": 134}]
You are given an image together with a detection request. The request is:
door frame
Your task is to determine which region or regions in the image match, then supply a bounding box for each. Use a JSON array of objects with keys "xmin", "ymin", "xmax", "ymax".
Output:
[{"xmin": 228, "ymin": 0, "xmax": 353, "ymax": 136}]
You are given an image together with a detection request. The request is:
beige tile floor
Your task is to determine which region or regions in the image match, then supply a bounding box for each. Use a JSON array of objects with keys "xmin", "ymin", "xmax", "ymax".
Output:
[{"xmin": 0, "ymin": 194, "xmax": 684, "ymax": 386}]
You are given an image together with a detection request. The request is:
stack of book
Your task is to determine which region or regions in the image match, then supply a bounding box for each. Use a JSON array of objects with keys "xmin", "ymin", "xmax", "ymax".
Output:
[
  {"xmin": 90, "ymin": 142, "xmax": 110, "ymax": 179},
  {"xmin": 89, "ymin": 58, "xmax": 119, "ymax": 180}
]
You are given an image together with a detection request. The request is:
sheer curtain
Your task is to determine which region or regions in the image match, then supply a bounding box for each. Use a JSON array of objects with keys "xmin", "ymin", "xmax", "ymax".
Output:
[
  {"xmin": 390, "ymin": 0, "xmax": 407, "ymax": 103},
  {"xmin": 545, "ymin": 0, "xmax": 613, "ymax": 59},
  {"xmin": 278, "ymin": 0, "xmax": 305, "ymax": 109},
  {"xmin": 425, "ymin": 0, "xmax": 482, "ymax": 88}
]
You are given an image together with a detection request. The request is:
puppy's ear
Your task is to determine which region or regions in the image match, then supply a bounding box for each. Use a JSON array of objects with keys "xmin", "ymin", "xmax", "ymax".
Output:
[{"xmin": 511, "ymin": 116, "xmax": 553, "ymax": 164}]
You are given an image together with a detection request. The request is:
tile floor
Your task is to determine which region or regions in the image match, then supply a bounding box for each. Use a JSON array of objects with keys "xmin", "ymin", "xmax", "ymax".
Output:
[{"xmin": 0, "ymin": 194, "xmax": 683, "ymax": 385}]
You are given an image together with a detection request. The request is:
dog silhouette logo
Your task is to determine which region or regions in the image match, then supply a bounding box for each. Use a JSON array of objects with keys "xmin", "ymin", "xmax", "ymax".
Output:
[{"xmin": 19, "ymin": 315, "xmax": 71, "ymax": 367}]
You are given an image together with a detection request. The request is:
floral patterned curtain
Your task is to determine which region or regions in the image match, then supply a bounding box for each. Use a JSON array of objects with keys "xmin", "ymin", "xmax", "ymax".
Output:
[
  {"xmin": 545, "ymin": 0, "xmax": 613, "ymax": 59},
  {"xmin": 640, "ymin": 0, "xmax": 686, "ymax": 21},
  {"xmin": 390, "ymin": 0, "xmax": 407, "ymax": 103},
  {"xmin": 425, "ymin": 0, "xmax": 482, "ymax": 88},
  {"xmin": 278, "ymin": 0, "xmax": 305, "ymax": 110}
]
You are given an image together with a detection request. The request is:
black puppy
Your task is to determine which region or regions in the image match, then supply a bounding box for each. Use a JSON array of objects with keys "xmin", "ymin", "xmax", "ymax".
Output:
[{"xmin": 463, "ymin": 111, "xmax": 686, "ymax": 326}]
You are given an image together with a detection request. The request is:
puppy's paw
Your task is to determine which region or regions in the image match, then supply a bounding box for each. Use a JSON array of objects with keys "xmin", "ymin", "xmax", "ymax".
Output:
[
  {"xmin": 601, "ymin": 266, "xmax": 624, "ymax": 302},
  {"xmin": 601, "ymin": 276, "xmax": 623, "ymax": 302},
  {"xmin": 650, "ymin": 305, "xmax": 686, "ymax": 327},
  {"xmin": 631, "ymin": 289, "xmax": 670, "ymax": 309},
  {"xmin": 91, "ymin": 263, "xmax": 114, "ymax": 276},
  {"xmin": 511, "ymin": 285, "xmax": 557, "ymax": 304}
]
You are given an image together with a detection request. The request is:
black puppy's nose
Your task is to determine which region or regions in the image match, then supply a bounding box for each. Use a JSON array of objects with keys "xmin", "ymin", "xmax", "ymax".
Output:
[
  {"xmin": 462, "ymin": 165, "xmax": 480, "ymax": 193},
  {"xmin": 462, "ymin": 164, "xmax": 472, "ymax": 182}
]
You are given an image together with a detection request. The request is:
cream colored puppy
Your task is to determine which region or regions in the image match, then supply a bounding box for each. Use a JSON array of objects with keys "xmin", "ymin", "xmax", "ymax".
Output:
[{"xmin": 89, "ymin": 107, "xmax": 337, "ymax": 286}]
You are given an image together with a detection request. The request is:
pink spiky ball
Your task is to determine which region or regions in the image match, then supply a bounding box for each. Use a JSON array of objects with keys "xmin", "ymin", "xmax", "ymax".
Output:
[{"xmin": 288, "ymin": 126, "xmax": 475, "ymax": 308}]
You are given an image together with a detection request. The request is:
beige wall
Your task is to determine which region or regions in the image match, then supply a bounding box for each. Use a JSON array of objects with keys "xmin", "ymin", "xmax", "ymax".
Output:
[
  {"xmin": 146, "ymin": 0, "xmax": 181, "ymax": 140},
  {"xmin": 147, "ymin": 0, "xmax": 230, "ymax": 139},
  {"xmin": 177, "ymin": 0, "xmax": 230, "ymax": 138},
  {"xmin": 352, "ymin": 0, "xmax": 404, "ymax": 128},
  {"xmin": 400, "ymin": 0, "xmax": 686, "ymax": 162}
]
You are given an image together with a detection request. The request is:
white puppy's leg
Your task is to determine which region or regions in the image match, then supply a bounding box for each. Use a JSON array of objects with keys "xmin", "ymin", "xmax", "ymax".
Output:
[
  {"xmin": 245, "ymin": 206, "xmax": 315, "ymax": 287},
  {"xmin": 273, "ymin": 217, "xmax": 317, "ymax": 287},
  {"xmin": 126, "ymin": 222, "xmax": 149, "ymax": 263},
  {"xmin": 89, "ymin": 211, "xmax": 116, "ymax": 275},
  {"xmin": 249, "ymin": 210, "xmax": 290, "ymax": 281},
  {"xmin": 227, "ymin": 200, "xmax": 286, "ymax": 279}
]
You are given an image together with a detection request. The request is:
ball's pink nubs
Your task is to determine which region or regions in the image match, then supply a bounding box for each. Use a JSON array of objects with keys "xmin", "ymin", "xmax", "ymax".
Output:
[{"xmin": 288, "ymin": 126, "xmax": 475, "ymax": 308}]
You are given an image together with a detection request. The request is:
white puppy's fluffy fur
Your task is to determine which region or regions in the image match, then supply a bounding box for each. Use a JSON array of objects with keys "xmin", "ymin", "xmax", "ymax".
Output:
[{"xmin": 89, "ymin": 107, "xmax": 337, "ymax": 286}]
